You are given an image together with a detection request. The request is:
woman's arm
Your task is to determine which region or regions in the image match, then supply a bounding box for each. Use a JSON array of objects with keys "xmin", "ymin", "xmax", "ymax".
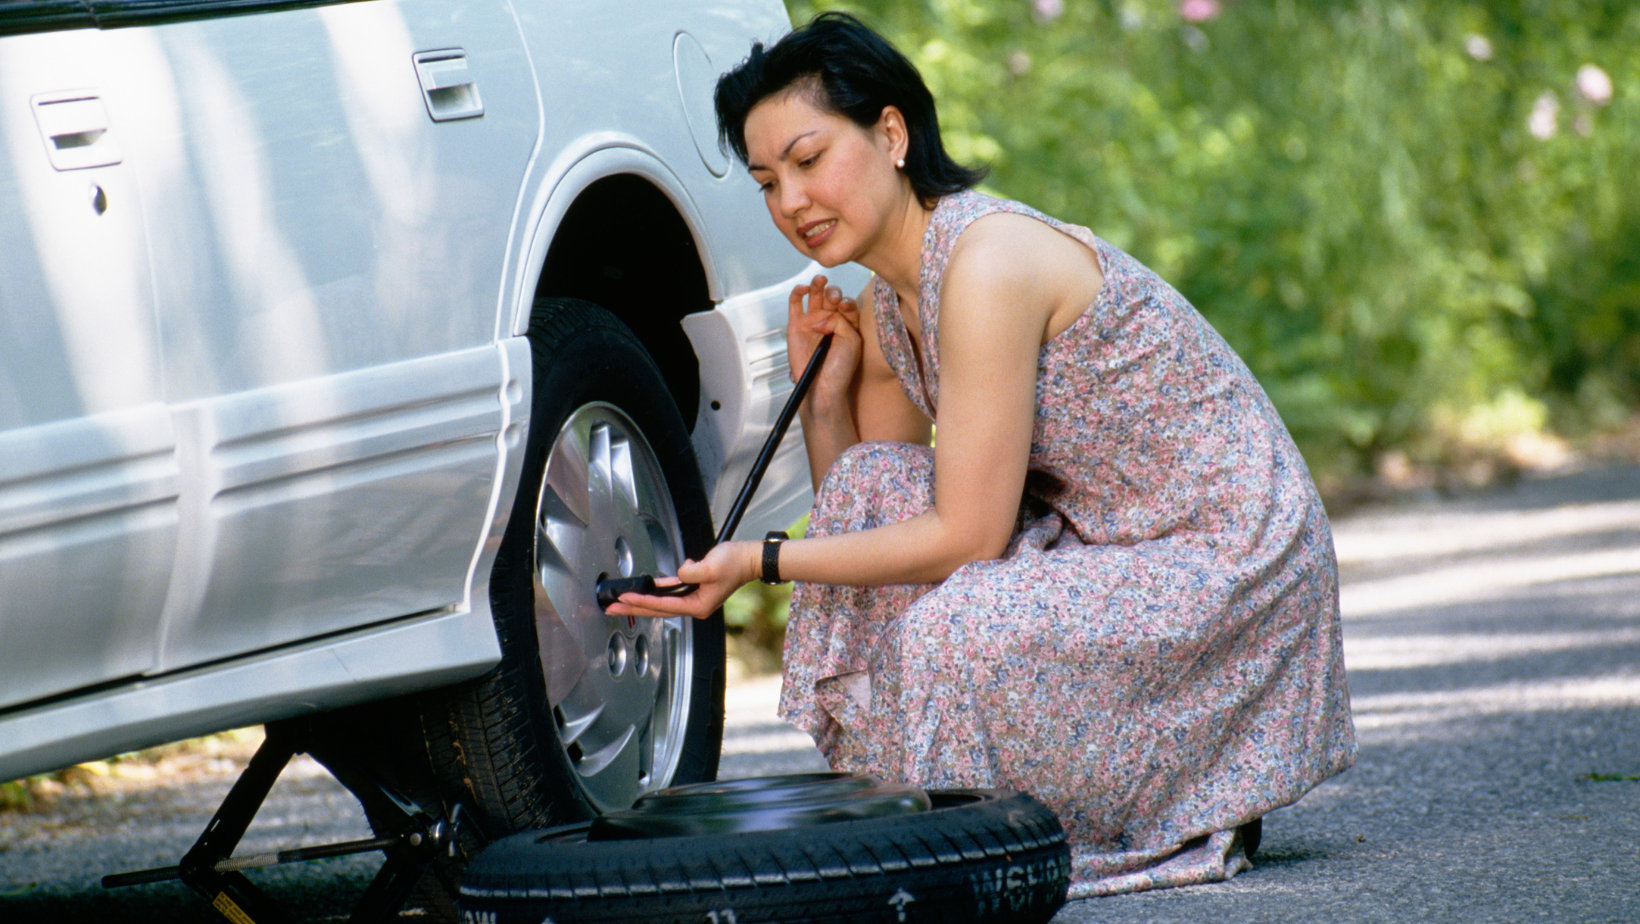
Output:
[
  {"xmin": 781, "ymin": 222, "xmax": 1049, "ymax": 583},
  {"xmin": 610, "ymin": 215, "xmax": 1096, "ymax": 617}
]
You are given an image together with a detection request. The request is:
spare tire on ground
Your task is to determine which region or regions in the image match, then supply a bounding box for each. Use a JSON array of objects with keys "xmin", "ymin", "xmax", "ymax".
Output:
[{"xmin": 458, "ymin": 772, "xmax": 1071, "ymax": 924}]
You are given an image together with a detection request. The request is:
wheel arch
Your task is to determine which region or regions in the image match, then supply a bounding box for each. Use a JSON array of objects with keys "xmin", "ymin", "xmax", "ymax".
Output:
[{"xmin": 513, "ymin": 146, "xmax": 720, "ymax": 431}]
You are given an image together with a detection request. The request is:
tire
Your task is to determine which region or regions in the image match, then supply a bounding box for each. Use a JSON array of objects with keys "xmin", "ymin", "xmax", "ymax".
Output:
[
  {"xmin": 457, "ymin": 774, "xmax": 1072, "ymax": 924},
  {"xmin": 438, "ymin": 297, "xmax": 726, "ymax": 835},
  {"xmin": 311, "ymin": 298, "xmax": 725, "ymax": 918}
]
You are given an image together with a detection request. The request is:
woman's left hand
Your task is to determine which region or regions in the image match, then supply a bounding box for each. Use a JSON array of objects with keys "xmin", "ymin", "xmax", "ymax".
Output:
[
  {"xmin": 604, "ymin": 540, "xmax": 760, "ymax": 621},
  {"xmin": 788, "ymin": 275, "xmax": 862, "ymax": 417}
]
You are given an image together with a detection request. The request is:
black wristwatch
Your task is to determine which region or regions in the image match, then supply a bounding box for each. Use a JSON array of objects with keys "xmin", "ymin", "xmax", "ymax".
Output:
[{"xmin": 760, "ymin": 530, "xmax": 788, "ymax": 585}]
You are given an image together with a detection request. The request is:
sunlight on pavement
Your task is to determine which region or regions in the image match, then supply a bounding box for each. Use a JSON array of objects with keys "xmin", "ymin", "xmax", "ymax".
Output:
[
  {"xmin": 1333, "ymin": 498, "xmax": 1640, "ymax": 565},
  {"xmin": 724, "ymin": 674, "xmax": 815, "ymax": 755},
  {"xmin": 1344, "ymin": 627, "xmax": 1640, "ymax": 670},
  {"xmin": 1350, "ymin": 675, "xmax": 1640, "ymax": 731},
  {"xmin": 1340, "ymin": 548, "xmax": 1640, "ymax": 616},
  {"xmin": 1331, "ymin": 471, "xmax": 1640, "ymax": 742}
]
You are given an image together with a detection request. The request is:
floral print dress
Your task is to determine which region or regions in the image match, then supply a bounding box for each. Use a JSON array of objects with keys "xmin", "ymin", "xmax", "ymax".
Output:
[{"xmin": 779, "ymin": 191, "xmax": 1356, "ymax": 898}]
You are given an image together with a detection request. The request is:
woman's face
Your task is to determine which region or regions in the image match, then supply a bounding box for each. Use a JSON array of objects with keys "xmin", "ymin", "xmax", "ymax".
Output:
[{"xmin": 743, "ymin": 89, "xmax": 908, "ymax": 268}]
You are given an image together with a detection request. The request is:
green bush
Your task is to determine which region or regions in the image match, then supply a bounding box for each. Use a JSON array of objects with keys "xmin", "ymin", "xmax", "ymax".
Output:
[
  {"xmin": 781, "ymin": 0, "xmax": 1639, "ymax": 484},
  {"xmin": 723, "ymin": 516, "xmax": 805, "ymax": 673}
]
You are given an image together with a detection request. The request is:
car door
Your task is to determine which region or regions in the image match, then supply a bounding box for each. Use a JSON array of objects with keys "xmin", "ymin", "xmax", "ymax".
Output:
[
  {"xmin": 0, "ymin": 22, "xmax": 176, "ymax": 709},
  {"xmin": 102, "ymin": 0, "xmax": 540, "ymax": 670}
]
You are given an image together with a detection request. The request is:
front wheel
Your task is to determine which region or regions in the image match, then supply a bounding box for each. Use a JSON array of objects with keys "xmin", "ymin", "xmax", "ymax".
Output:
[{"xmin": 436, "ymin": 297, "xmax": 725, "ymax": 834}]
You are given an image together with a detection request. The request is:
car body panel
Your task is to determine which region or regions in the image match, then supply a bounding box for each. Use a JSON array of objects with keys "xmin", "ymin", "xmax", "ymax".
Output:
[
  {"xmin": 154, "ymin": 345, "xmax": 508, "ymax": 670},
  {"xmin": 112, "ymin": 0, "xmax": 538, "ymax": 669},
  {"xmin": 0, "ymin": 27, "xmax": 176, "ymax": 709},
  {"xmin": 0, "ymin": 593, "xmax": 507, "ymax": 783},
  {"xmin": 0, "ymin": 334, "xmax": 531, "ymax": 782}
]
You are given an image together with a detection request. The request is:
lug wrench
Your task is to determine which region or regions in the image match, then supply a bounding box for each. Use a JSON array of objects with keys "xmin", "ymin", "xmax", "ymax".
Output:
[{"xmin": 596, "ymin": 332, "xmax": 833, "ymax": 609}]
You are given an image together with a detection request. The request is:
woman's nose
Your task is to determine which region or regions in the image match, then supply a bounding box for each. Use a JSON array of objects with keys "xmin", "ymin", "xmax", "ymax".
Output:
[{"xmin": 778, "ymin": 181, "xmax": 809, "ymax": 218}]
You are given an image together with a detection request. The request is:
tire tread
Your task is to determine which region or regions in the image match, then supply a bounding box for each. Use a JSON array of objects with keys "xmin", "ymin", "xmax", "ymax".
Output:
[{"xmin": 461, "ymin": 788, "xmax": 1071, "ymax": 924}]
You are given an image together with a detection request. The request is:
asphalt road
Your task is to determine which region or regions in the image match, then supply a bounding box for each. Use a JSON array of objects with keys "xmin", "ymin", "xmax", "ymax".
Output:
[{"xmin": 3, "ymin": 464, "xmax": 1639, "ymax": 922}]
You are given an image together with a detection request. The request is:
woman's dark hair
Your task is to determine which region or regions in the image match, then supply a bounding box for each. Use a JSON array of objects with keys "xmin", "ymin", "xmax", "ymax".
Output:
[{"xmin": 714, "ymin": 11, "xmax": 986, "ymax": 204}]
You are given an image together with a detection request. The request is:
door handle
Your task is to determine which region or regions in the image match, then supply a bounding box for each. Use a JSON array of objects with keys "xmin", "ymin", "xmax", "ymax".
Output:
[
  {"xmin": 31, "ymin": 91, "xmax": 122, "ymax": 170},
  {"xmin": 413, "ymin": 50, "xmax": 484, "ymax": 122}
]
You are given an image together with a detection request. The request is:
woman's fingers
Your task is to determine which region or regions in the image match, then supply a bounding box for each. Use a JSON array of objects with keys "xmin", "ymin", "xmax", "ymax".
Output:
[
  {"xmin": 604, "ymin": 546, "xmax": 751, "ymax": 621},
  {"xmin": 608, "ymin": 575, "xmax": 710, "ymax": 620},
  {"xmin": 836, "ymin": 292, "xmax": 860, "ymax": 325},
  {"xmin": 787, "ymin": 278, "xmax": 814, "ymax": 326},
  {"xmin": 813, "ymin": 287, "xmax": 857, "ymax": 327},
  {"xmin": 784, "ymin": 275, "xmax": 865, "ymax": 416},
  {"xmin": 788, "ymin": 275, "xmax": 831, "ymax": 381},
  {"xmin": 788, "ymin": 275, "xmax": 830, "ymax": 323},
  {"xmin": 609, "ymin": 593, "xmax": 710, "ymax": 621}
]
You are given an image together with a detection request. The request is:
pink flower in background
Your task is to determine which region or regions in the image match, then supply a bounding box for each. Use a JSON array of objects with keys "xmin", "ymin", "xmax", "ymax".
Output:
[
  {"xmin": 1528, "ymin": 92, "xmax": 1559, "ymax": 140},
  {"xmin": 1576, "ymin": 64, "xmax": 1613, "ymax": 106},
  {"xmin": 1033, "ymin": 0, "xmax": 1063, "ymax": 23},
  {"xmin": 1180, "ymin": 0, "xmax": 1221, "ymax": 23}
]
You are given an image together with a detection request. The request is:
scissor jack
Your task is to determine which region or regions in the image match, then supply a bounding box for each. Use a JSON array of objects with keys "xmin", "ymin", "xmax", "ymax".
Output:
[{"xmin": 101, "ymin": 717, "xmax": 458, "ymax": 924}]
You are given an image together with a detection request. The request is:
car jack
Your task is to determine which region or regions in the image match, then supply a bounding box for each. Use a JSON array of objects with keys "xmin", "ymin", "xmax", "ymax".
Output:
[{"xmin": 102, "ymin": 718, "xmax": 458, "ymax": 924}]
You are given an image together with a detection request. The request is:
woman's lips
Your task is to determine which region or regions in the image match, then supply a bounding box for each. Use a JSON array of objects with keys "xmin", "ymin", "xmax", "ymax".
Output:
[{"xmin": 799, "ymin": 218, "xmax": 836, "ymax": 249}]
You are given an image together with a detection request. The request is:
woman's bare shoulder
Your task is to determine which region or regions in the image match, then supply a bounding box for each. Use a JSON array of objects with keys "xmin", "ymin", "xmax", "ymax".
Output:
[
  {"xmin": 946, "ymin": 211, "xmax": 1104, "ymax": 338},
  {"xmin": 952, "ymin": 211, "xmax": 1088, "ymax": 271},
  {"xmin": 950, "ymin": 213, "xmax": 1099, "ymax": 292}
]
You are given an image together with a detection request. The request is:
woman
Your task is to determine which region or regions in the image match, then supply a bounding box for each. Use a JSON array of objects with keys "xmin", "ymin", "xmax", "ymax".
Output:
[{"xmin": 610, "ymin": 11, "xmax": 1355, "ymax": 898}]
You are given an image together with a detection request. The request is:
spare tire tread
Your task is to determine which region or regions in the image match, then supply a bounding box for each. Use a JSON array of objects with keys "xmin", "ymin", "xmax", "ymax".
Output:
[{"xmin": 460, "ymin": 789, "xmax": 1070, "ymax": 924}]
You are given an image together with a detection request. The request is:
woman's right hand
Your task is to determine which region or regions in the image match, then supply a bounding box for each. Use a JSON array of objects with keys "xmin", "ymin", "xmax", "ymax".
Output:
[
  {"xmin": 788, "ymin": 274, "xmax": 862, "ymax": 416},
  {"xmin": 604, "ymin": 541, "xmax": 759, "ymax": 622}
]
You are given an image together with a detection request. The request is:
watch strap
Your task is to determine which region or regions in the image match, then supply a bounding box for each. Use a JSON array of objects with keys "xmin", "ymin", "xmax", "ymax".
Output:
[{"xmin": 760, "ymin": 530, "xmax": 788, "ymax": 585}]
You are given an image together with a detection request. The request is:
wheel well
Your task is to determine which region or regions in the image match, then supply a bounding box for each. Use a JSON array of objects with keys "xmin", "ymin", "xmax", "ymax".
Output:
[{"xmin": 535, "ymin": 175, "xmax": 709, "ymax": 429}]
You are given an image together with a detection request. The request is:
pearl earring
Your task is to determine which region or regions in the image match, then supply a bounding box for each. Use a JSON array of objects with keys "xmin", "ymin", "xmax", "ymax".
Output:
[{"xmin": 896, "ymin": 158, "xmax": 906, "ymax": 169}]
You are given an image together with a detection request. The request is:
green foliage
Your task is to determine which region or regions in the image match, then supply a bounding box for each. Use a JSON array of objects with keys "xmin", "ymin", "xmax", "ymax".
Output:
[
  {"xmin": 1, "ymin": 730, "xmax": 262, "ymax": 811},
  {"xmin": 0, "ymin": 777, "xmax": 38, "ymax": 810},
  {"xmin": 783, "ymin": 0, "xmax": 1640, "ymax": 481},
  {"xmin": 722, "ymin": 515, "xmax": 806, "ymax": 672},
  {"xmin": 1577, "ymin": 770, "xmax": 1640, "ymax": 782},
  {"xmin": 724, "ymin": 579, "xmax": 793, "ymax": 673},
  {"xmin": 725, "ymin": 578, "xmax": 794, "ymax": 633}
]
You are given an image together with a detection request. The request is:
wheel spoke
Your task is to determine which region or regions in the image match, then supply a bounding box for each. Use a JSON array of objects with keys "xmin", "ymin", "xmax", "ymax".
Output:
[
  {"xmin": 572, "ymin": 725, "xmax": 639, "ymax": 782},
  {"xmin": 584, "ymin": 423, "xmax": 618, "ymax": 546},
  {"xmin": 556, "ymin": 701, "xmax": 602, "ymax": 747},
  {"xmin": 537, "ymin": 440, "xmax": 599, "ymax": 703},
  {"xmin": 543, "ymin": 436, "xmax": 593, "ymax": 528},
  {"xmin": 535, "ymin": 608, "xmax": 587, "ymax": 706}
]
